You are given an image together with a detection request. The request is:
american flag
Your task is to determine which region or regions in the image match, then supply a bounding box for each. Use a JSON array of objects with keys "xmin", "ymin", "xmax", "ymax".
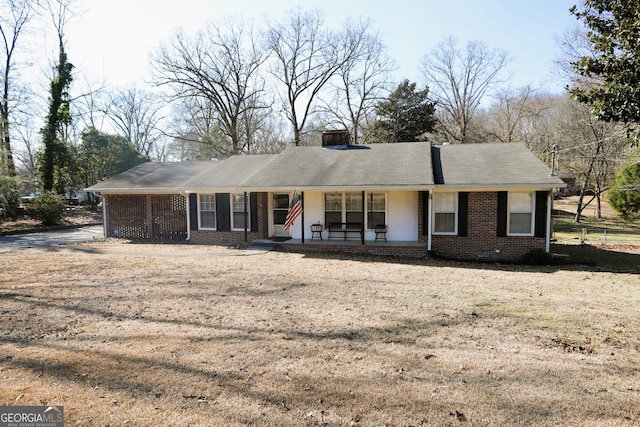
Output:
[{"xmin": 284, "ymin": 193, "xmax": 302, "ymax": 230}]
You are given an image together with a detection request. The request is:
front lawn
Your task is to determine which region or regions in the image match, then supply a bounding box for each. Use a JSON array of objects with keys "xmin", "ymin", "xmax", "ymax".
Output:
[{"xmin": 1, "ymin": 242, "xmax": 638, "ymax": 426}]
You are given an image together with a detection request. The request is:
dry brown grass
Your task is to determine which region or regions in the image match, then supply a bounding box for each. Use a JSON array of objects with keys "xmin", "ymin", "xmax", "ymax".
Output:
[{"xmin": 1, "ymin": 241, "xmax": 639, "ymax": 426}]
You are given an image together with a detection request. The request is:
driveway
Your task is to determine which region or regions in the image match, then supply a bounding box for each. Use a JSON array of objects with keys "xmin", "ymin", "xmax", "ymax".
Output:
[{"xmin": 0, "ymin": 225, "xmax": 104, "ymax": 251}]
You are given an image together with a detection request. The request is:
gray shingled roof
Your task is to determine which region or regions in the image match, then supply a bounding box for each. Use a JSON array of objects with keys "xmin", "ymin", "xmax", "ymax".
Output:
[
  {"xmin": 88, "ymin": 142, "xmax": 563, "ymax": 193},
  {"xmin": 431, "ymin": 143, "xmax": 566, "ymax": 188},
  {"xmin": 86, "ymin": 161, "xmax": 215, "ymax": 192},
  {"xmin": 182, "ymin": 154, "xmax": 278, "ymax": 190},
  {"xmin": 240, "ymin": 143, "xmax": 434, "ymax": 190}
]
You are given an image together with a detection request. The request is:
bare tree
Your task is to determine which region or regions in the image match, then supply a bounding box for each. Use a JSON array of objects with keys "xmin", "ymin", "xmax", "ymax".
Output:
[
  {"xmin": 321, "ymin": 18, "xmax": 395, "ymax": 144},
  {"xmin": 72, "ymin": 80, "xmax": 108, "ymax": 132},
  {"xmin": 166, "ymin": 97, "xmax": 229, "ymax": 161},
  {"xmin": 264, "ymin": 7, "xmax": 360, "ymax": 146},
  {"xmin": 555, "ymin": 98, "xmax": 628, "ymax": 221},
  {"xmin": 152, "ymin": 16, "xmax": 268, "ymax": 156},
  {"xmin": 103, "ymin": 86, "xmax": 164, "ymax": 159},
  {"xmin": 555, "ymin": 25, "xmax": 599, "ymax": 88},
  {"xmin": 0, "ymin": 0, "xmax": 36, "ymax": 176},
  {"xmin": 420, "ymin": 37, "xmax": 510, "ymax": 144},
  {"xmin": 483, "ymin": 86, "xmax": 538, "ymax": 143}
]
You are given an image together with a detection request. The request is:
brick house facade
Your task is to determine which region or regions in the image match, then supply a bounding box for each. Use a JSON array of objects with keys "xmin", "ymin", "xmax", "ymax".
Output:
[{"xmin": 90, "ymin": 142, "xmax": 565, "ymax": 261}]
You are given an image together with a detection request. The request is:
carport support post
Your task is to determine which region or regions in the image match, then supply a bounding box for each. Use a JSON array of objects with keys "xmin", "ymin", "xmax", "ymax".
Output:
[{"xmin": 301, "ymin": 191, "xmax": 305, "ymax": 244}]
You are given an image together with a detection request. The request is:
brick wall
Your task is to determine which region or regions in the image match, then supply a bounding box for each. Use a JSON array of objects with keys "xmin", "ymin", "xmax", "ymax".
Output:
[
  {"xmin": 189, "ymin": 192, "xmax": 269, "ymax": 245},
  {"xmin": 105, "ymin": 194, "xmax": 187, "ymax": 241},
  {"xmin": 431, "ymin": 191, "xmax": 545, "ymax": 261}
]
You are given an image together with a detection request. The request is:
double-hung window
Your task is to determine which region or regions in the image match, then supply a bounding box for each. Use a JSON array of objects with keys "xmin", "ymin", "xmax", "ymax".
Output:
[
  {"xmin": 345, "ymin": 192, "xmax": 363, "ymax": 223},
  {"xmin": 199, "ymin": 194, "xmax": 216, "ymax": 229},
  {"xmin": 508, "ymin": 192, "xmax": 534, "ymax": 235},
  {"xmin": 231, "ymin": 193, "xmax": 249, "ymax": 230},
  {"xmin": 367, "ymin": 193, "xmax": 386, "ymax": 229},
  {"xmin": 433, "ymin": 192, "xmax": 457, "ymax": 234},
  {"xmin": 324, "ymin": 192, "xmax": 343, "ymax": 225},
  {"xmin": 324, "ymin": 192, "xmax": 386, "ymax": 230}
]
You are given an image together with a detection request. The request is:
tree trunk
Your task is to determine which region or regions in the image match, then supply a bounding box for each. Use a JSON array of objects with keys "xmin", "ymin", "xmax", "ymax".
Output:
[{"xmin": 574, "ymin": 139, "xmax": 603, "ymax": 222}]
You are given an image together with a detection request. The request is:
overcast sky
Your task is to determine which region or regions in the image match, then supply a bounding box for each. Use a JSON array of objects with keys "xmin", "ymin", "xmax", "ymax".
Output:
[{"xmin": 61, "ymin": 0, "xmax": 578, "ymax": 94}]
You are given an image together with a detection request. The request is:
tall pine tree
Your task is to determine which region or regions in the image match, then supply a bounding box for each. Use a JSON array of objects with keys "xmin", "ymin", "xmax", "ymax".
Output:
[{"xmin": 369, "ymin": 80, "xmax": 436, "ymax": 143}]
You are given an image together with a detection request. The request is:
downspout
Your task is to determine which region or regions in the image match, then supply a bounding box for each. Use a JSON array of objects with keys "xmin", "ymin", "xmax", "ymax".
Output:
[
  {"xmin": 427, "ymin": 189, "xmax": 433, "ymax": 252},
  {"xmin": 545, "ymin": 190, "xmax": 552, "ymax": 253},
  {"xmin": 301, "ymin": 191, "xmax": 305, "ymax": 244}
]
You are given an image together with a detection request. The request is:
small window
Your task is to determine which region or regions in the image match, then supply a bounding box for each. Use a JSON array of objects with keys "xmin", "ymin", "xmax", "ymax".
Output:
[
  {"xmin": 433, "ymin": 192, "xmax": 457, "ymax": 234},
  {"xmin": 508, "ymin": 192, "xmax": 534, "ymax": 235},
  {"xmin": 199, "ymin": 194, "xmax": 216, "ymax": 229},
  {"xmin": 231, "ymin": 193, "xmax": 249, "ymax": 230}
]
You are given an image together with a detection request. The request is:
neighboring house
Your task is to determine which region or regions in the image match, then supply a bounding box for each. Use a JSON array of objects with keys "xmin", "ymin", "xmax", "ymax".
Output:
[{"xmin": 87, "ymin": 137, "xmax": 565, "ymax": 261}]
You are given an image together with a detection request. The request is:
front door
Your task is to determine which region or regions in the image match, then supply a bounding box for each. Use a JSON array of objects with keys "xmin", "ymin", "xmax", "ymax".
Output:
[{"xmin": 272, "ymin": 193, "xmax": 290, "ymax": 236}]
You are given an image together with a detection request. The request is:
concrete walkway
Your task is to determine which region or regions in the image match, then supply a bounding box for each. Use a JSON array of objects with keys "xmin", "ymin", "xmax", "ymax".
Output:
[{"xmin": 0, "ymin": 225, "xmax": 104, "ymax": 251}]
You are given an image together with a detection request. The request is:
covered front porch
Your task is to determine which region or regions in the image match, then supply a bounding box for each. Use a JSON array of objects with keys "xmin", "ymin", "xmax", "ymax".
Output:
[{"xmin": 255, "ymin": 237, "xmax": 429, "ymax": 258}]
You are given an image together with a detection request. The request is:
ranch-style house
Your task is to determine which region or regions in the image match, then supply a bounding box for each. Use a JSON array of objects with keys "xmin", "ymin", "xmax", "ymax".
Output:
[{"xmin": 88, "ymin": 135, "xmax": 566, "ymax": 261}]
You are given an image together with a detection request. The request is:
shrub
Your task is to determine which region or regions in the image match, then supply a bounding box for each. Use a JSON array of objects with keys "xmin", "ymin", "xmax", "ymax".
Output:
[
  {"xmin": 27, "ymin": 191, "xmax": 66, "ymax": 226},
  {"xmin": 608, "ymin": 160, "xmax": 640, "ymax": 221},
  {"xmin": 0, "ymin": 176, "xmax": 21, "ymax": 219}
]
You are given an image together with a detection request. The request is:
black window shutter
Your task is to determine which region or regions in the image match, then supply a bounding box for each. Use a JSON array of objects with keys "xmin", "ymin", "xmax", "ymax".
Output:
[
  {"xmin": 458, "ymin": 192, "xmax": 469, "ymax": 237},
  {"xmin": 189, "ymin": 193, "xmax": 198, "ymax": 231},
  {"xmin": 216, "ymin": 193, "xmax": 231, "ymax": 231},
  {"xmin": 497, "ymin": 191, "xmax": 508, "ymax": 237},
  {"xmin": 421, "ymin": 191, "xmax": 428, "ymax": 236},
  {"xmin": 534, "ymin": 191, "xmax": 548, "ymax": 238},
  {"xmin": 250, "ymin": 192, "xmax": 258, "ymax": 232}
]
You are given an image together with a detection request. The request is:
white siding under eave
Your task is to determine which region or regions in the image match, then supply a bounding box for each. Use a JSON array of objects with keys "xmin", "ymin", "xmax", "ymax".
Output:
[{"xmin": 284, "ymin": 190, "xmax": 419, "ymax": 242}]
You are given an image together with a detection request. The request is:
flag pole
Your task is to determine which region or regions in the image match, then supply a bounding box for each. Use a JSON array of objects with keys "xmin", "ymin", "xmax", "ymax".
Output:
[{"xmin": 301, "ymin": 191, "xmax": 305, "ymax": 244}]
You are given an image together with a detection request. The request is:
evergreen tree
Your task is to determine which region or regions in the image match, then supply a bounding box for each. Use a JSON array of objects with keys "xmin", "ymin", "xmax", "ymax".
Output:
[
  {"xmin": 570, "ymin": 1, "xmax": 640, "ymax": 134},
  {"xmin": 78, "ymin": 127, "xmax": 147, "ymax": 187},
  {"xmin": 369, "ymin": 80, "xmax": 436, "ymax": 143},
  {"xmin": 608, "ymin": 153, "xmax": 640, "ymax": 221}
]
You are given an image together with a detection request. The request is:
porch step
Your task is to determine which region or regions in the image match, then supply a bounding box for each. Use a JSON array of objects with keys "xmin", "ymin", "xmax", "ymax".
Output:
[{"xmin": 243, "ymin": 239, "xmax": 280, "ymax": 253}]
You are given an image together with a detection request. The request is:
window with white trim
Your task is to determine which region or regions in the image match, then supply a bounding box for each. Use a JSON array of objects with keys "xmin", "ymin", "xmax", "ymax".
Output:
[
  {"xmin": 231, "ymin": 193, "xmax": 249, "ymax": 230},
  {"xmin": 345, "ymin": 192, "xmax": 363, "ymax": 223},
  {"xmin": 433, "ymin": 192, "xmax": 457, "ymax": 234},
  {"xmin": 199, "ymin": 194, "xmax": 216, "ymax": 229},
  {"xmin": 508, "ymin": 192, "xmax": 534, "ymax": 235},
  {"xmin": 324, "ymin": 192, "xmax": 385, "ymax": 230},
  {"xmin": 324, "ymin": 192, "xmax": 342, "ymax": 225},
  {"xmin": 367, "ymin": 193, "xmax": 386, "ymax": 229}
]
